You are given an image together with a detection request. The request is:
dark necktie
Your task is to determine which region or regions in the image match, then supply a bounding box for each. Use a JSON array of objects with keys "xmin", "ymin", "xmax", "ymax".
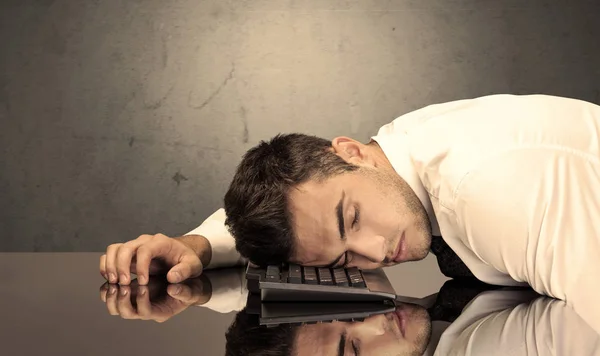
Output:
[
  {"xmin": 428, "ymin": 279, "xmax": 500, "ymax": 322},
  {"xmin": 429, "ymin": 235, "xmax": 475, "ymax": 279}
]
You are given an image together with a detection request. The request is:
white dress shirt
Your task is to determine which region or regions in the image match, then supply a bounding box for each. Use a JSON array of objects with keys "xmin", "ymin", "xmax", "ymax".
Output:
[
  {"xmin": 432, "ymin": 290, "xmax": 600, "ymax": 355},
  {"xmin": 187, "ymin": 94, "xmax": 600, "ymax": 333}
]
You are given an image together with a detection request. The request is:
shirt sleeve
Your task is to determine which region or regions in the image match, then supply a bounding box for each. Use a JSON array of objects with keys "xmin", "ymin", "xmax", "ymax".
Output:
[
  {"xmin": 434, "ymin": 290, "xmax": 539, "ymax": 356},
  {"xmin": 198, "ymin": 268, "xmax": 248, "ymax": 314},
  {"xmin": 443, "ymin": 296, "xmax": 600, "ymax": 356},
  {"xmin": 185, "ymin": 208, "xmax": 247, "ymax": 269},
  {"xmin": 451, "ymin": 147, "xmax": 600, "ymax": 334}
]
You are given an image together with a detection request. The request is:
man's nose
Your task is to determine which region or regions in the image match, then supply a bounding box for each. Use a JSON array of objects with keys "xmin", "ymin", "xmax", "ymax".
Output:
[
  {"xmin": 349, "ymin": 234, "xmax": 387, "ymax": 263},
  {"xmin": 346, "ymin": 314, "xmax": 386, "ymax": 336}
]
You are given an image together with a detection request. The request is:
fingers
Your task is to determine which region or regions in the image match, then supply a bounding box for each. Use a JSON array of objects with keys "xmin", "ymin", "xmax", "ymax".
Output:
[
  {"xmin": 115, "ymin": 235, "xmax": 153, "ymax": 285},
  {"xmin": 102, "ymin": 282, "xmax": 146, "ymax": 320},
  {"xmin": 102, "ymin": 233, "xmax": 202, "ymax": 287},
  {"xmin": 167, "ymin": 278, "xmax": 211, "ymax": 305},
  {"xmin": 115, "ymin": 244, "xmax": 135, "ymax": 285},
  {"xmin": 100, "ymin": 279, "xmax": 195, "ymax": 323},
  {"xmin": 167, "ymin": 284, "xmax": 196, "ymax": 304},
  {"xmin": 135, "ymin": 235, "xmax": 172, "ymax": 285},
  {"xmin": 130, "ymin": 258, "xmax": 166, "ymax": 276},
  {"xmin": 116, "ymin": 285, "xmax": 136, "ymax": 319},
  {"xmin": 99, "ymin": 254, "xmax": 107, "ymax": 280},
  {"xmin": 166, "ymin": 254, "xmax": 203, "ymax": 284},
  {"xmin": 105, "ymin": 243, "xmax": 122, "ymax": 284},
  {"xmin": 105, "ymin": 284, "xmax": 120, "ymax": 315},
  {"xmin": 135, "ymin": 286, "xmax": 152, "ymax": 319},
  {"xmin": 152, "ymin": 294, "xmax": 188, "ymax": 323},
  {"xmin": 103, "ymin": 235, "xmax": 153, "ymax": 285},
  {"xmin": 99, "ymin": 282, "xmax": 109, "ymax": 302}
]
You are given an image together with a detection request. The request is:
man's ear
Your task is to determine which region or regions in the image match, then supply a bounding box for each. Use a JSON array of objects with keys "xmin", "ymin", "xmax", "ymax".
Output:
[{"xmin": 331, "ymin": 137, "xmax": 375, "ymax": 167}]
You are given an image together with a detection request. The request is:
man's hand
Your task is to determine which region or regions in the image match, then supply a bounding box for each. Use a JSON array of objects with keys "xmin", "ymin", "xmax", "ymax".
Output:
[
  {"xmin": 99, "ymin": 233, "xmax": 212, "ymax": 285},
  {"xmin": 99, "ymin": 276, "xmax": 212, "ymax": 323}
]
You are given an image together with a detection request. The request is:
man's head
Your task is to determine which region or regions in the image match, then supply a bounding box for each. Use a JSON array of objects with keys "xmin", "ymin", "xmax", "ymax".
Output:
[
  {"xmin": 225, "ymin": 309, "xmax": 298, "ymax": 356},
  {"xmin": 225, "ymin": 304, "xmax": 432, "ymax": 356},
  {"xmin": 224, "ymin": 133, "xmax": 432, "ymax": 269}
]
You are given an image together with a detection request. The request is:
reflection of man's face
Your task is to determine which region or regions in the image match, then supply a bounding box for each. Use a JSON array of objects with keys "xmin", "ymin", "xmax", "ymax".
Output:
[{"xmin": 294, "ymin": 303, "xmax": 431, "ymax": 356}]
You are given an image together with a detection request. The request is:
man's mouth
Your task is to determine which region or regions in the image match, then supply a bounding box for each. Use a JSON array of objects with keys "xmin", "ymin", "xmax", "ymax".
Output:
[
  {"xmin": 393, "ymin": 306, "xmax": 407, "ymax": 338},
  {"xmin": 392, "ymin": 231, "xmax": 406, "ymax": 263}
]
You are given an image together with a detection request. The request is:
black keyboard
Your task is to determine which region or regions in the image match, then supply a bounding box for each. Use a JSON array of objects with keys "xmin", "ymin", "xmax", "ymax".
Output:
[{"xmin": 245, "ymin": 263, "xmax": 397, "ymax": 303}]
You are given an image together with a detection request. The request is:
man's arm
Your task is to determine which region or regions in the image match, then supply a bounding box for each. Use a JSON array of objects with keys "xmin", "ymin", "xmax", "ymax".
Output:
[
  {"xmin": 439, "ymin": 294, "xmax": 600, "ymax": 355},
  {"xmin": 184, "ymin": 208, "xmax": 246, "ymax": 269},
  {"xmin": 433, "ymin": 289, "xmax": 539, "ymax": 356},
  {"xmin": 451, "ymin": 148, "xmax": 600, "ymax": 333}
]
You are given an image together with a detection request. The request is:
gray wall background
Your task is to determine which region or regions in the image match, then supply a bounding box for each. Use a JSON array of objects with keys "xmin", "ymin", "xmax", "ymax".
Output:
[{"xmin": 1, "ymin": 0, "xmax": 600, "ymax": 252}]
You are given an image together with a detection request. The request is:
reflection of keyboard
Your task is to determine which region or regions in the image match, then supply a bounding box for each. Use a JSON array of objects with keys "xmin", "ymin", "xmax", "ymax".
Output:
[
  {"xmin": 245, "ymin": 263, "xmax": 397, "ymax": 303},
  {"xmin": 245, "ymin": 293, "xmax": 395, "ymax": 326}
]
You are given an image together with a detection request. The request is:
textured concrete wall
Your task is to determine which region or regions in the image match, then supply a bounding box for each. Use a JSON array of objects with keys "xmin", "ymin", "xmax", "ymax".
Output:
[{"xmin": 1, "ymin": 0, "xmax": 599, "ymax": 251}]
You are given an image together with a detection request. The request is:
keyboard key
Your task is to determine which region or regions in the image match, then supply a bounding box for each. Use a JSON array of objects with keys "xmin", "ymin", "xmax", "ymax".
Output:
[
  {"xmin": 332, "ymin": 268, "xmax": 350, "ymax": 286},
  {"xmin": 317, "ymin": 268, "xmax": 333, "ymax": 285},
  {"xmin": 302, "ymin": 267, "xmax": 318, "ymax": 285},
  {"xmin": 266, "ymin": 265, "xmax": 280, "ymax": 282},
  {"xmin": 287, "ymin": 264, "xmax": 302, "ymax": 284},
  {"xmin": 347, "ymin": 267, "xmax": 366, "ymax": 288}
]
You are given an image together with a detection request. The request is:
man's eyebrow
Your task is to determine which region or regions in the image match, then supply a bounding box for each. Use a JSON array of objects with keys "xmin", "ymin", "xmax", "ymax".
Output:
[
  {"xmin": 338, "ymin": 331, "xmax": 347, "ymax": 356},
  {"xmin": 337, "ymin": 190, "xmax": 346, "ymax": 241},
  {"xmin": 325, "ymin": 190, "xmax": 347, "ymax": 269}
]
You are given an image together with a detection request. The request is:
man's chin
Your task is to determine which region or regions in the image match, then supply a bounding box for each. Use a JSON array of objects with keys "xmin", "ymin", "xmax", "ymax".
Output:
[
  {"xmin": 400, "ymin": 304, "xmax": 432, "ymax": 353},
  {"xmin": 383, "ymin": 244, "xmax": 430, "ymax": 266},
  {"xmin": 408, "ymin": 242, "xmax": 432, "ymax": 262},
  {"xmin": 388, "ymin": 252, "xmax": 427, "ymax": 265}
]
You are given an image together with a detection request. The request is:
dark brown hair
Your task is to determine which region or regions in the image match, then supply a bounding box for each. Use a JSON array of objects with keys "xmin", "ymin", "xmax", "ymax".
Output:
[
  {"xmin": 223, "ymin": 133, "xmax": 358, "ymax": 265},
  {"xmin": 225, "ymin": 308, "xmax": 299, "ymax": 356}
]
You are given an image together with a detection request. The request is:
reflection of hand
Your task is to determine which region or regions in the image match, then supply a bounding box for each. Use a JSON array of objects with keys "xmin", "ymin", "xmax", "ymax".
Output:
[{"xmin": 99, "ymin": 276, "xmax": 212, "ymax": 323}]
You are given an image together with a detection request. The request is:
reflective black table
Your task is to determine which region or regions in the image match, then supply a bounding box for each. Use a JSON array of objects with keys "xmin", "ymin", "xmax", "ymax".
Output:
[{"xmin": 1, "ymin": 253, "xmax": 598, "ymax": 355}]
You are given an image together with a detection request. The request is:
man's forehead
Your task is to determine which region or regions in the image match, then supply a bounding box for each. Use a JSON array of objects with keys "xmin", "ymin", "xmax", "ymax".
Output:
[
  {"xmin": 288, "ymin": 171, "xmax": 361, "ymax": 202},
  {"xmin": 294, "ymin": 323, "xmax": 338, "ymax": 356},
  {"xmin": 289, "ymin": 178, "xmax": 334, "ymax": 199},
  {"xmin": 288, "ymin": 180, "xmax": 336, "ymax": 228}
]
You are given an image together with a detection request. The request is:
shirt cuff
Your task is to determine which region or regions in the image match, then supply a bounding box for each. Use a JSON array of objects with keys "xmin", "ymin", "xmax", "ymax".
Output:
[
  {"xmin": 200, "ymin": 268, "xmax": 248, "ymax": 314},
  {"xmin": 185, "ymin": 208, "xmax": 243, "ymax": 269}
]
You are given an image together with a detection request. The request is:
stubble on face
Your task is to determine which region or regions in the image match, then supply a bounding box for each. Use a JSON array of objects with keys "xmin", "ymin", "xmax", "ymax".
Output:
[{"xmin": 363, "ymin": 166, "xmax": 432, "ymax": 261}]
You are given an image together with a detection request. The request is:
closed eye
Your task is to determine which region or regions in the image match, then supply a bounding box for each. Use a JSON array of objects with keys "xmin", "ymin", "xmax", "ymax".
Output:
[
  {"xmin": 352, "ymin": 340, "xmax": 360, "ymax": 356},
  {"xmin": 342, "ymin": 251, "xmax": 351, "ymax": 268},
  {"xmin": 351, "ymin": 205, "xmax": 360, "ymax": 229}
]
